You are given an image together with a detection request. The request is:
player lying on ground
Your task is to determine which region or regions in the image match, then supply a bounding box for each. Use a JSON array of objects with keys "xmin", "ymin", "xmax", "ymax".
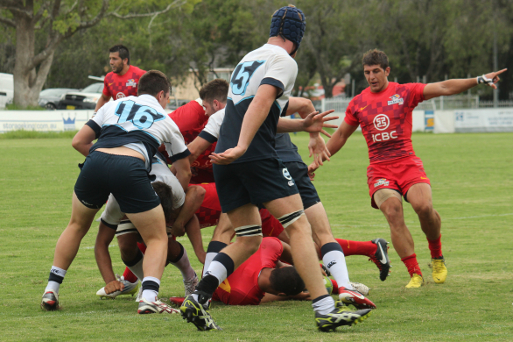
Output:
[
  {"xmin": 309, "ymin": 49, "xmax": 506, "ymax": 288},
  {"xmin": 94, "ymin": 155, "xmax": 204, "ymax": 308},
  {"xmin": 41, "ymin": 71, "xmax": 192, "ymax": 314},
  {"xmin": 186, "ymin": 85, "xmax": 386, "ymax": 310},
  {"xmin": 181, "ymin": 6, "xmax": 372, "ymax": 332}
]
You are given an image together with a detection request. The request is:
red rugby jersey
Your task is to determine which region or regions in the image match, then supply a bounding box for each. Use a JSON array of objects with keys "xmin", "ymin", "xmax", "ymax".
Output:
[
  {"xmin": 212, "ymin": 237, "xmax": 283, "ymax": 305},
  {"xmin": 102, "ymin": 65, "xmax": 146, "ymax": 100},
  {"xmin": 168, "ymin": 100, "xmax": 217, "ymax": 183},
  {"xmin": 344, "ymin": 82, "xmax": 426, "ymax": 164}
]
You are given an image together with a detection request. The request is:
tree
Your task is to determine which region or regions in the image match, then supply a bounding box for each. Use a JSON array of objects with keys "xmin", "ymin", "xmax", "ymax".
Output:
[
  {"xmin": 0, "ymin": 0, "xmax": 190, "ymax": 108},
  {"xmin": 298, "ymin": 0, "xmax": 362, "ymax": 98}
]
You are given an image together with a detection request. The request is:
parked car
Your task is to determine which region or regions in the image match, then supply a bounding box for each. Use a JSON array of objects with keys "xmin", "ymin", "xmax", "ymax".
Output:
[
  {"xmin": 38, "ymin": 88, "xmax": 78, "ymax": 110},
  {"xmin": 0, "ymin": 73, "xmax": 14, "ymax": 109},
  {"xmin": 58, "ymin": 83, "xmax": 104, "ymax": 110}
]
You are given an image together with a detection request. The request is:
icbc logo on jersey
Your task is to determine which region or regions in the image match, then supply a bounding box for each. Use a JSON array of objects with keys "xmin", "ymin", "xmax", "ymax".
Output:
[
  {"xmin": 372, "ymin": 114, "xmax": 397, "ymax": 142},
  {"xmin": 116, "ymin": 92, "xmax": 126, "ymax": 99}
]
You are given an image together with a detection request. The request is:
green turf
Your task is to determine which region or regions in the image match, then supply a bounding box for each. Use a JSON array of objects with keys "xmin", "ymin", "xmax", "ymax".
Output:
[{"xmin": 0, "ymin": 132, "xmax": 512, "ymax": 341}]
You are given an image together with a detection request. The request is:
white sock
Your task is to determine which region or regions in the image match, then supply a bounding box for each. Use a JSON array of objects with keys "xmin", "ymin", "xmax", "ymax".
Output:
[
  {"xmin": 202, "ymin": 241, "xmax": 227, "ymax": 278},
  {"xmin": 207, "ymin": 260, "xmax": 229, "ymax": 284},
  {"xmin": 45, "ymin": 281, "xmax": 61, "ymax": 293},
  {"xmin": 203, "ymin": 252, "xmax": 217, "ymax": 278},
  {"xmin": 170, "ymin": 247, "xmax": 196, "ymax": 281},
  {"xmin": 45, "ymin": 266, "xmax": 67, "ymax": 293},
  {"xmin": 312, "ymin": 295, "xmax": 336, "ymax": 315},
  {"xmin": 141, "ymin": 276, "xmax": 160, "ymax": 302},
  {"xmin": 323, "ymin": 250, "xmax": 353, "ymax": 290},
  {"xmin": 128, "ymin": 257, "xmax": 144, "ymax": 280}
]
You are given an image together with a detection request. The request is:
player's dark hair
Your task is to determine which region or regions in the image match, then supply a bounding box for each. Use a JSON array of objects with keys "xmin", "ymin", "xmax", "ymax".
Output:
[
  {"xmin": 151, "ymin": 181, "xmax": 176, "ymax": 223},
  {"xmin": 199, "ymin": 79, "xmax": 229, "ymax": 104},
  {"xmin": 138, "ymin": 70, "xmax": 171, "ymax": 97},
  {"xmin": 269, "ymin": 266, "xmax": 305, "ymax": 296},
  {"xmin": 109, "ymin": 45, "xmax": 130, "ymax": 65},
  {"xmin": 362, "ymin": 49, "xmax": 389, "ymax": 70}
]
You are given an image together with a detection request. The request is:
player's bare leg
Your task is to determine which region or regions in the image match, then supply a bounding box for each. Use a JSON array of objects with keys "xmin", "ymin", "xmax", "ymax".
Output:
[
  {"xmin": 378, "ymin": 192, "xmax": 423, "ymax": 287},
  {"xmin": 264, "ymin": 195, "xmax": 326, "ymax": 300},
  {"xmin": 306, "ymin": 202, "xmax": 376, "ymax": 308},
  {"xmin": 406, "ymin": 183, "xmax": 441, "ymax": 240},
  {"xmin": 202, "ymin": 213, "xmax": 234, "ymax": 278},
  {"xmin": 53, "ymin": 193, "xmax": 99, "ymax": 269},
  {"xmin": 406, "ymin": 183, "xmax": 447, "ymax": 284},
  {"xmin": 42, "ymin": 192, "xmax": 99, "ymax": 310},
  {"xmin": 182, "ymin": 204, "xmax": 260, "ymax": 331},
  {"xmin": 379, "ymin": 197, "xmax": 415, "ymax": 258},
  {"xmin": 126, "ymin": 205, "xmax": 170, "ymax": 309}
]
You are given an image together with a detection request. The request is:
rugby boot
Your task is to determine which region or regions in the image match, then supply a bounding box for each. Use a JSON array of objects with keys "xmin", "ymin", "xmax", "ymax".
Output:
[
  {"xmin": 137, "ymin": 298, "xmax": 179, "ymax": 314},
  {"xmin": 315, "ymin": 301, "xmax": 372, "ymax": 332},
  {"xmin": 405, "ymin": 273, "xmax": 425, "ymax": 288},
  {"xmin": 180, "ymin": 292, "xmax": 221, "ymax": 331},
  {"xmin": 338, "ymin": 287, "xmax": 376, "ymax": 309},
  {"xmin": 349, "ymin": 282, "xmax": 370, "ymax": 296},
  {"xmin": 431, "ymin": 256, "xmax": 447, "ymax": 284},
  {"xmin": 369, "ymin": 238, "xmax": 391, "ymax": 281},
  {"xmin": 41, "ymin": 290, "xmax": 60, "ymax": 311}
]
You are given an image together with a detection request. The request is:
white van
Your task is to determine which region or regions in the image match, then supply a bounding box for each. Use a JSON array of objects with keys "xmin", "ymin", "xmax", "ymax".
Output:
[{"xmin": 0, "ymin": 73, "xmax": 14, "ymax": 109}]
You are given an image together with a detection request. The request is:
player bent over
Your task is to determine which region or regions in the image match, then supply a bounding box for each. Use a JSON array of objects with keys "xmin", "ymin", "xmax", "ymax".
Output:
[
  {"xmin": 94, "ymin": 155, "xmax": 205, "ymax": 305},
  {"xmin": 309, "ymin": 49, "xmax": 506, "ymax": 288},
  {"xmin": 194, "ymin": 97, "xmax": 386, "ymax": 307},
  {"xmin": 180, "ymin": 5, "xmax": 371, "ymax": 332},
  {"xmin": 41, "ymin": 70, "xmax": 192, "ymax": 313}
]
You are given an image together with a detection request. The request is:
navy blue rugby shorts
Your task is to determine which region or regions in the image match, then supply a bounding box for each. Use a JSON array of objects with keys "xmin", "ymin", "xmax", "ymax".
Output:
[
  {"xmin": 213, "ymin": 157, "xmax": 299, "ymax": 213},
  {"xmin": 284, "ymin": 161, "xmax": 321, "ymax": 209},
  {"xmin": 74, "ymin": 151, "xmax": 160, "ymax": 214}
]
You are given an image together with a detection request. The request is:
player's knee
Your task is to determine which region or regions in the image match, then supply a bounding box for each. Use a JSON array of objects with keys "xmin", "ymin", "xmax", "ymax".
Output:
[
  {"xmin": 381, "ymin": 201, "xmax": 402, "ymax": 220},
  {"xmin": 235, "ymin": 235, "xmax": 262, "ymax": 255},
  {"xmin": 412, "ymin": 202, "xmax": 433, "ymax": 218}
]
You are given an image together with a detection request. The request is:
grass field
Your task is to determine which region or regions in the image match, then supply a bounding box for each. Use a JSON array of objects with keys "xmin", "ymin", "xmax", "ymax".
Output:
[{"xmin": 0, "ymin": 132, "xmax": 512, "ymax": 341}]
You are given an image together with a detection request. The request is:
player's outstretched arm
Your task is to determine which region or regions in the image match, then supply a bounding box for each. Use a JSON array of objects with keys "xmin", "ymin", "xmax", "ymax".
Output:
[
  {"xmin": 276, "ymin": 110, "xmax": 337, "ymax": 136},
  {"xmin": 308, "ymin": 121, "xmax": 358, "ymax": 178},
  {"xmin": 210, "ymin": 84, "xmax": 278, "ymax": 165},
  {"xmin": 423, "ymin": 68, "xmax": 507, "ymax": 100},
  {"xmin": 94, "ymin": 222, "xmax": 124, "ymax": 292}
]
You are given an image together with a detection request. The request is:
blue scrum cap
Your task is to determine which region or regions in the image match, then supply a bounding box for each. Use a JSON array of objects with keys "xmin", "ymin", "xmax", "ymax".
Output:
[{"xmin": 269, "ymin": 5, "xmax": 306, "ymax": 53}]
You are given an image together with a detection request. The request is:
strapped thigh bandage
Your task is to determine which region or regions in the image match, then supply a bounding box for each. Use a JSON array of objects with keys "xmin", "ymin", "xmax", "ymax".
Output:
[
  {"xmin": 278, "ymin": 209, "xmax": 305, "ymax": 228},
  {"xmin": 373, "ymin": 189, "xmax": 402, "ymax": 209},
  {"xmin": 234, "ymin": 225, "xmax": 262, "ymax": 237},
  {"xmin": 115, "ymin": 219, "xmax": 138, "ymax": 237}
]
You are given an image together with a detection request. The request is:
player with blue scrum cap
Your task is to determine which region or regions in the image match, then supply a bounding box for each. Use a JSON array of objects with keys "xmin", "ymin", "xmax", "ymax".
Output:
[{"xmin": 180, "ymin": 5, "xmax": 371, "ymax": 332}]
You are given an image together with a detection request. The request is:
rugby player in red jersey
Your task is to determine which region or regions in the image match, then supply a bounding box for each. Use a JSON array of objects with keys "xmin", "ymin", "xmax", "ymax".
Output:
[
  {"xmin": 309, "ymin": 49, "xmax": 506, "ymax": 288},
  {"xmin": 94, "ymin": 45, "xmax": 146, "ymax": 111}
]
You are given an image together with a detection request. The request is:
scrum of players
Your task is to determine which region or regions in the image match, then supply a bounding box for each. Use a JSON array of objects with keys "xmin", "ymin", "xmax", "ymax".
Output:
[{"xmin": 39, "ymin": 4, "xmax": 505, "ymax": 333}]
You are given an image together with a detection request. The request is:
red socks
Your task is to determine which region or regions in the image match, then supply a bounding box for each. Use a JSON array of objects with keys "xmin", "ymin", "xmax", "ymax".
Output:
[
  {"xmin": 335, "ymin": 238, "xmax": 377, "ymax": 257},
  {"xmin": 427, "ymin": 234, "xmax": 443, "ymax": 259},
  {"xmin": 401, "ymin": 253, "xmax": 422, "ymax": 277}
]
